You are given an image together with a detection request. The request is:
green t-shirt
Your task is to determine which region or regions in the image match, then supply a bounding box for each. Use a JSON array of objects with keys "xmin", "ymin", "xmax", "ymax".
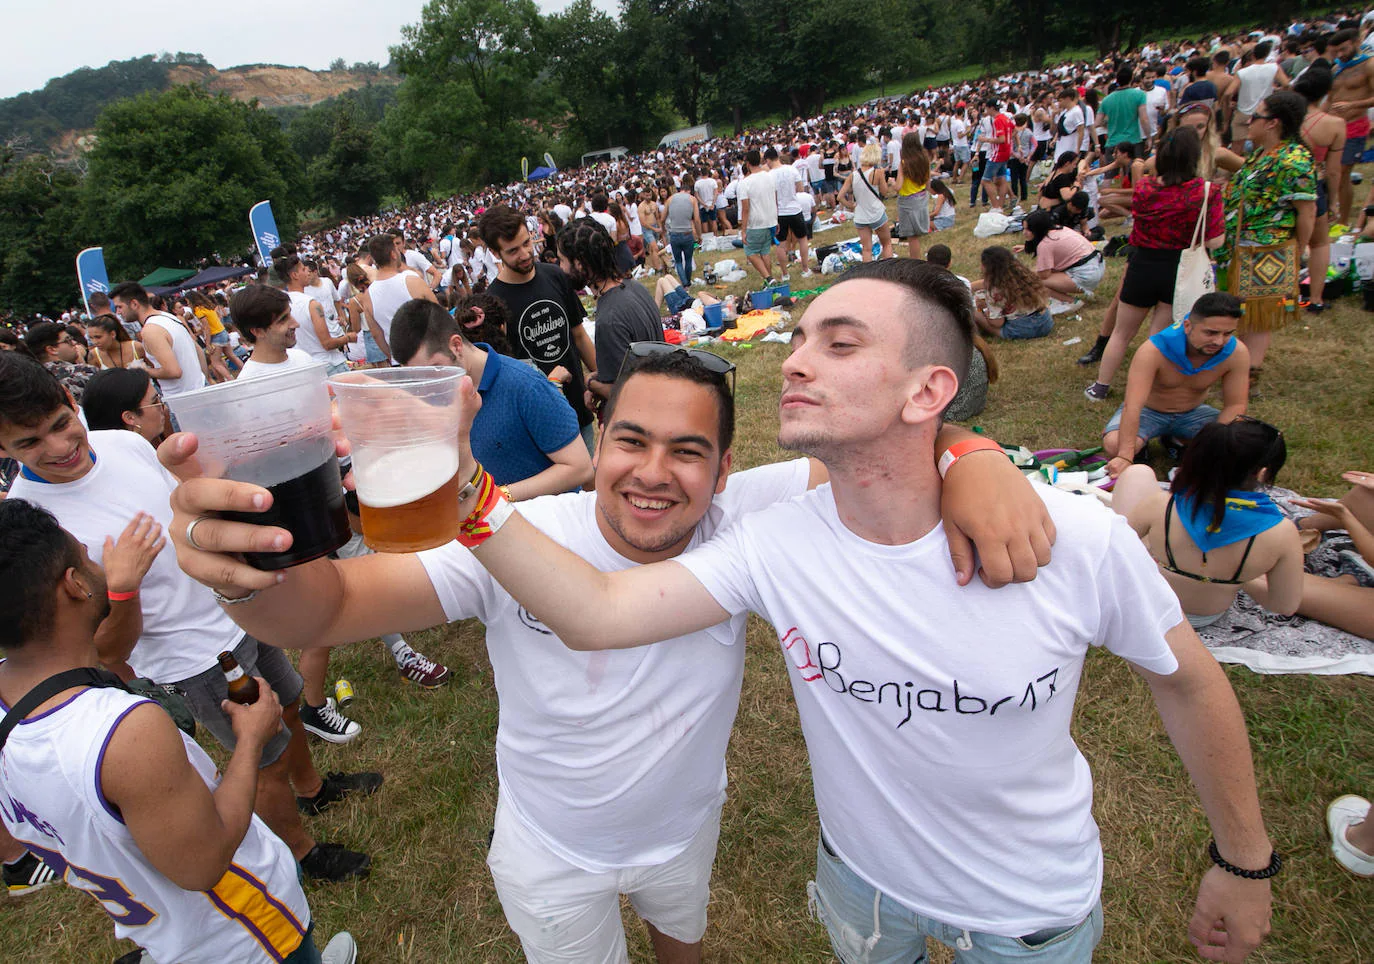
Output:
[{"xmin": 1099, "ymin": 88, "xmax": 1147, "ymax": 147}]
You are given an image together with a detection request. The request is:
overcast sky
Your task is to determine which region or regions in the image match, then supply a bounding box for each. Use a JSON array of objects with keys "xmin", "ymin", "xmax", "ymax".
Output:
[{"xmin": 3, "ymin": 0, "xmax": 618, "ymax": 99}]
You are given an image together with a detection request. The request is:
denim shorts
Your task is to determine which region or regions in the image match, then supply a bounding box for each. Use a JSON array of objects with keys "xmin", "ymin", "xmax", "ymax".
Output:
[
  {"xmin": 983, "ymin": 160, "xmax": 1010, "ymax": 180},
  {"xmin": 361, "ymin": 329, "xmax": 388, "ymax": 364},
  {"xmin": 1064, "ymin": 254, "xmax": 1105, "ymax": 294},
  {"xmin": 176, "ymin": 634, "xmax": 300, "ymax": 767},
  {"xmin": 1000, "ymin": 308, "xmax": 1053, "ymax": 339},
  {"xmin": 954, "ymin": 145, "xmax": 971, "ymax": 164},
  {"xmin": 809, "ymin": 836, "xmax": 1104, "ymax": 964},
  {"xmin": 1104, "ymin": 403, "xmax": 1219, "ymax": 442}
]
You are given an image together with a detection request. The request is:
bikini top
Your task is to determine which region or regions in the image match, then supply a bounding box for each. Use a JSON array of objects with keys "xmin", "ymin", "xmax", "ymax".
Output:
[
  {"xmin": 1300, "ymin": 112, "xmax": 1330, "ymax": 166},
  {"xmin": 1160, "ymin": 495, "xmax": 1256, "ymax": 585}
]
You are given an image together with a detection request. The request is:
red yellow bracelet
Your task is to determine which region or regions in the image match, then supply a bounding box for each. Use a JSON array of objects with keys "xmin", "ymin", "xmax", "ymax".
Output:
[{"xmin": 456, "ymin": 469, "xmax": 516, "ymax": 548}]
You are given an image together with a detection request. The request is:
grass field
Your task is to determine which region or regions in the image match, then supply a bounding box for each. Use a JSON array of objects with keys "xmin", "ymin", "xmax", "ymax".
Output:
[{"xmin": 5, "ymin": 186, "xmax": 1373, "ymax": 963}]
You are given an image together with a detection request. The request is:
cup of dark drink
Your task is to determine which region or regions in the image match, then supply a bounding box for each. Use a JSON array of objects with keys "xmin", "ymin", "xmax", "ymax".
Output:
[{"xmin": 166, "ymin": 363, "xmax": 351, "ymax": 570}]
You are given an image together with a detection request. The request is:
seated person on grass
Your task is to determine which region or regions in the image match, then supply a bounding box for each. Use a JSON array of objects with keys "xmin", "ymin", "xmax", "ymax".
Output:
[
  {"xmin": 653, "ymin": 274, "xmax": 721, "ymax": 315},
  {"xmin": 1111, "ymin": 418, "xmax": 1304, "ymax": 629},
  {"xmin": 1103, "ymin": 292, "xmax": 1249, "ymax": 478}
]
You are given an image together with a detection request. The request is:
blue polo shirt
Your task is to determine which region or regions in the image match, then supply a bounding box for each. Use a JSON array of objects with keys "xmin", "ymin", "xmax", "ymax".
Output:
[{"xmin": 471, "ymin": 344, "xmax": 581, "ymax": 487}]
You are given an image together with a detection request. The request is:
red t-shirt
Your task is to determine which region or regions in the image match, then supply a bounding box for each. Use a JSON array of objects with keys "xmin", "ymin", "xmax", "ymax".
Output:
[{"xmin": 992, "ymin": 114, "xmax": 1015, "ymax": 163}]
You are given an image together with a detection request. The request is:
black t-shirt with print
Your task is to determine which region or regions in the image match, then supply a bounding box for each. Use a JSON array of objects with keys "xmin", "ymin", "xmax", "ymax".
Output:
[{"xmin": 488, "ymin": 262, "xmax": 593, "ymax": 427}]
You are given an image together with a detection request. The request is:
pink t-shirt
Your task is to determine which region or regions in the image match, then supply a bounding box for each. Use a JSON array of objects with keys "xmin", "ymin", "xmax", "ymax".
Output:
[{"xmin": 1034, "ymin": 227, "xmax": 1096, "ymax": 272}]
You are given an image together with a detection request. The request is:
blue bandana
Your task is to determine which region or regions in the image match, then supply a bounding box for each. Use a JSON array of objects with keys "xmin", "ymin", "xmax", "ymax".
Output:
[
  {"xmin": 1336, "ymin": 52, "xmax": 1371, "ymax": 77},
  {"xmin": 1175, "ymin": 489, "xmax": 1284, "ymax": 553},
  {"xmin": 1150, "ymin": 320, "xmax": 1236, "ymax": 376}
]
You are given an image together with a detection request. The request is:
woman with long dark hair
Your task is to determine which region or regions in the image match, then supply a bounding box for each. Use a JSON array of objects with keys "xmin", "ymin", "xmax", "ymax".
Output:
[
  {"xmin": 971, "ymin": 245, "xmax": 1052, "ymax": 339},
  {"xmin": 1021, "ymin": 208, "xmax": 1104, "ymax": 300},
  {"xmin": 85, "ymin": 314, "xmax": 149, "ymax": 370},
  {"xmin": 1111, "ymin": 417, "xmax": 1303, "ymax": 626},
  {"xmin": 81, "ymin": 367, "xmax": 167, "ymax": 444}
]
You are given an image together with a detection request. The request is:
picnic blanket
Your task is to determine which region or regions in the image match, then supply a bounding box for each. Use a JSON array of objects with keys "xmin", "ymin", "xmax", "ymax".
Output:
[
  {"xmin": 1184, "ymin": 486, "xmax": 1372, "ymax": 675},
  {"xmin": 719, "ymin": 308, "xmax": 785, "ymax": 342}
]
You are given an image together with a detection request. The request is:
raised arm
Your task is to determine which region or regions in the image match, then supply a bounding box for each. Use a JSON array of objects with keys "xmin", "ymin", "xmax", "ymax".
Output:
[{"xmin": 92, "ymin": 513, "xmax": 165, "ymax": 676}]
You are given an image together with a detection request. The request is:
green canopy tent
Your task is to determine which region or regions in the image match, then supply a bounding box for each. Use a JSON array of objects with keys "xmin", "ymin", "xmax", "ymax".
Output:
[{"xmin": 137, "ymin": 266, "xmax": 197, "ymax": 287}]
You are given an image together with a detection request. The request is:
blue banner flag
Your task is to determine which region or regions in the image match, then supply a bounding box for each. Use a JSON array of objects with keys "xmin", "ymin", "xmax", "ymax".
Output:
[
  {"xmin": 75, "ymin": 247, "xmax": 110, "ymax": 317},
  {"xmin": 249, "ymin": 200, "xmax": 280, "ymax": 267}
]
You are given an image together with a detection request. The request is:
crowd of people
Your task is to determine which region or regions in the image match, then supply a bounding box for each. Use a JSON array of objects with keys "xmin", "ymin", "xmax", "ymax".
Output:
[{"xmin": 0, "ymin": 10, "xmax": 1371, "ymax": 964}]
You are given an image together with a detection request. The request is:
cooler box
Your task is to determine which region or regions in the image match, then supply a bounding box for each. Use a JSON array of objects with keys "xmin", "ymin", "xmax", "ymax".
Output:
[
  {"xmin": 702, "ymin": 302, "xmax": 724, "ymax": 328},
  {"xmin": 750, "ymin": 290, "xmax": 774, "ymax": 310}
]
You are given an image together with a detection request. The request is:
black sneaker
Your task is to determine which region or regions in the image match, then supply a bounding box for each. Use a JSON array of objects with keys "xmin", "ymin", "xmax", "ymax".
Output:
[
  {"xmin": 300, "ymin": 698, "xmax": 361, "ymax": 744},
  {"xmin": 4, "ymin": 851, "xmax": 58, "ymax": 897},
  {"xmin": 297, "ymin": 771, "xmax": 384, "ymax": 816},
  {"xmin": 1083, "ymin": 382, "xmax": 1111, "ymax": 402},
  {"xmin": 299, "ymin": 842, "xmax": 371, "ymax": 882},
  {"xmin": 1076, "ymin": 342, "xmax": 1105, "ymax": 366}
]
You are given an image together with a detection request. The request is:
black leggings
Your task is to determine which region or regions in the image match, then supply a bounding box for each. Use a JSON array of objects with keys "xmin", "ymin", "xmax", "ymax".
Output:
[{"xmin": 1009, "ymin": 159, "xmax": 1029, "ymax": 201}]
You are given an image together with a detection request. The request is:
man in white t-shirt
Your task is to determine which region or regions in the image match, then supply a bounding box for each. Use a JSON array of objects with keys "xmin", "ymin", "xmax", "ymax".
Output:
[
  {"xmin": 166, "ymin": 343, "xmax": 1056, "ymax": 961},
  {"xmin": 950, "ymin": 113, "xmax": 971, "ymax": 181},
  {"xmin": 693, "ymin": 171, "xmax": 719, "ymax": 234},
  {"xmin": 393, "ymin": 231, "xmax": 442, "ymax": 288},
  {"xmin": 437, "ymin": 259, "xmax": 1278, "ymax": 964},
  {"xmin": 738, "ymin": 148, "xmax": 782, "ymax": 282},
  {"xmin": 280, "ymin": 254, "xmax": 356, "ymax": 375},
  {"xmin": 0, "ymin": 352, "xmax": 376, "ymax": 884},
  {"xmin": 1054, "ymin": 87, "xmax": 1088, "ymax": 159},
  {"xmin": 770, "ymin": 147, "xmax": 812, "ymax": 277}
]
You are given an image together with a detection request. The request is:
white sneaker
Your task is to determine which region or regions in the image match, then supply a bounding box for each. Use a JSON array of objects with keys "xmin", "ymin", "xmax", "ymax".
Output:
[
  {"xmin": 1328, "ymin": 795, "xmax": 1374, "ymax": 877},
  {"xmin": 801, "ymin": 270, "xmax": 814, "ymax": 278},
  {"xmin": 1049, "ymin": 298, "xmax": 1084, "ymax": 315},
  {"xmin": 321, "ymin": 931, "xmax": 358, "ymax": 964},
  {"xmin": 300, "ymin": 698, "xmax": 362, "ymax": 744}
]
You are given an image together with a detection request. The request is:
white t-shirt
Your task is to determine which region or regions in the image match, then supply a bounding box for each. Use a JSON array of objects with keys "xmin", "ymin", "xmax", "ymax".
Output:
[
  {"xmin": 238, "ymin": 347, "xmax": 315, "ymax": 381},
  {"xmin": 773, "ymin": 163, "xmax": 806, "ymax": 216},
  {"xmin": 418, "ymin": 459, "xmax": 811, "ymax": 873},
  {"xmin": 303, "ymin": 278, "xmax": 342, "ymax": 335},
  {"xmin": 1055, "ymin": 104, "xmax": 1086, "ymax": 158},
  {"xmin": 951, "ymin": 117, "xmax": 969, "ymax": 147},
  {"xmin": 553, "ymin": 203, "xmax": 573, "ymax": 223},
  {"xmin": 142, "ymin": 313, "xmax": 205, "ymax": 398},
  {"xmin": 796, "ymin": 191, "xmax": 815, "ymax": 222},
  {"xmin": 676, "ymin": 484, "xmax": 1182, "ymax": 936},
  {"xmin": 1144, "ymin": 85, "xmax": 1170, "ymax": 136},
  {"xmin": 589, "ymin": 211, "xmax": 618, "ymax": 238},
  {"xmin": 693, "ymin": 176, "xmax": 718, "ymax": 207},
  {"xmin": 8, "ymin": 431, "xmax": 244, "ymax": 683},
  {"xmin": 404, "ymin": 248, "xmax": 435, "ymax": 278},
  {"xmin": 739, "ymin": 170, "xmax": 780, "ymax": 229},
  {"xmin": 286, "ymin": 291, "xmax": 346, "ymax": 369}
]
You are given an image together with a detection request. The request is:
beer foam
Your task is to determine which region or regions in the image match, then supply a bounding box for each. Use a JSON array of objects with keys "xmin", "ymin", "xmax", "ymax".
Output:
[{"xmin": 354, "ymin": 444, "xmax": 460, "ymax": 508}]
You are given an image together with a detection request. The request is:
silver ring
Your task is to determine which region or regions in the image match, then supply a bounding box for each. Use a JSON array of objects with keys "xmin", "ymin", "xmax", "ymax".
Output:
[{"xmin": 185, "ymin": 517, "xmax": 210, "ymax": 552}]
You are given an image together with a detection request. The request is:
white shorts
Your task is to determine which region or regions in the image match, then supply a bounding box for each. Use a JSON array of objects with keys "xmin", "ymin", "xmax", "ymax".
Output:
[{"xmin": 487, "ymin": 792, "xmax": 725, "ymax": 963}]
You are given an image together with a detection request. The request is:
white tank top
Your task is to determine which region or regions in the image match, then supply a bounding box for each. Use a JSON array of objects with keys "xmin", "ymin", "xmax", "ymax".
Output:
[
  {"xmin": 143, "ymin": 313, "xmax": 206, "ymax": 397},
  {"xmin": 0, "ymin": 686, "xmax": 310, "ymax": 963},
  {"xmin": 287, "ymin": 291, "xmax": 346, "ymax": 368},
  {"xmin": 367, "ymin": 272, "xmax": 415, "ymax": 340}
]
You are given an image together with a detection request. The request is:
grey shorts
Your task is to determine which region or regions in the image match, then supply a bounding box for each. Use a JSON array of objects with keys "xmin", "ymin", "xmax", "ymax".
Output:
[{"xmin": 177, "ymin": 634, "xmax": 301, "ymax": 767}]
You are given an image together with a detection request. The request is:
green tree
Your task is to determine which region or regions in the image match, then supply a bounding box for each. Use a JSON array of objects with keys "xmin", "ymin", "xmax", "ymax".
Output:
[
  {"xmin": 80, "ymin": 85, "xmax": 302, "ymax": 277},
  {"xmin": 311, "ymin": 107, "xmax": 383, "ymax": 217},
  {"xmin": 0, "ymin": 149, "xmax": 83, "ymax": 315}
]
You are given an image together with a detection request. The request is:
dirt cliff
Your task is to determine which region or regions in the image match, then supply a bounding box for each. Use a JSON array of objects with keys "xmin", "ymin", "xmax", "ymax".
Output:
[{"xmin": 167, "ymin": 63, "xmax": 395, "ymax": 109}]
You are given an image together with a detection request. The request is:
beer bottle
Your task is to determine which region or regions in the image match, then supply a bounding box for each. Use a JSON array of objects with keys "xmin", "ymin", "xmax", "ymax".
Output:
[{"xmin": 218, "ymin": 651, "xmax": 261, "ymax": 705}]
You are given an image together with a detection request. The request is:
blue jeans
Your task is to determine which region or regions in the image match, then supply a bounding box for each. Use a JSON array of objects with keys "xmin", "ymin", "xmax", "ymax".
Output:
[
  {"xmin": 809, "ymin": 837, "xmax": 1103, "ymax": 964},
  {"xmin": 669, "ymin": 232, "xmax": 695, "ymax": 287},
  {"xmin": 282, "ymin": 924, "xmax": 320, "ymax": 963},
  {"xmin": 999, "ymin": 308, "xmax": 1053, "ymax": 339}
]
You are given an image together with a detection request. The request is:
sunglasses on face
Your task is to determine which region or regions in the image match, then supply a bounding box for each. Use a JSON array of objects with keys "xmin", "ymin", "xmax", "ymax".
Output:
[{"xmin": 618, "ymin": 341, "xmax": 737, "ymax": 395}]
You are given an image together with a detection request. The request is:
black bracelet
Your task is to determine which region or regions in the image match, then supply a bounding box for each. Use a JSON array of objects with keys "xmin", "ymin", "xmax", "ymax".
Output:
[{"xmin": 1208, "ymin": 839, "xmax": 1282, "ymax": 880}]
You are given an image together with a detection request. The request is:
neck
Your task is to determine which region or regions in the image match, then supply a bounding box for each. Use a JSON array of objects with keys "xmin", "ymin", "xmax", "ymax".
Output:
[
  {"xmin": 0, "ymin": 627, "xmax": 100, "ymax": 710},
  {"xmin": 594, "ymin": 277, "xmax": 621, "ymax": 297},
  {"xmin": 817, "ymin": 435, "xmax": 943, "ymax": 546},
  {"xmin": 462, "ymin": 345, "xmax": 487, "ymax": 383},
  {"xmin": 255, "ymin": 340, "xmax": 288, "ymax": 363},
  {"xmin": 498, "ymin": 262, "xmax": 534, "ymax": 284}
]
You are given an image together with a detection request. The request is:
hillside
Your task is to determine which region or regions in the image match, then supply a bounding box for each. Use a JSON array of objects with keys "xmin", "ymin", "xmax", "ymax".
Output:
[{"xmin": 0, "ymin": 54, "xmax": 396, "ymax": 154}]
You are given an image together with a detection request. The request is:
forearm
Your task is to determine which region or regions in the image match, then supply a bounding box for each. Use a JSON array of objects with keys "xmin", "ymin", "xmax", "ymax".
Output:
[
  {"xmin": 1293, "ymin": 206, "xmax": 1314, "ymax": 253},
  {"xmin": 208, "ymin": 736, "xmax": 269, "ymax": 867},
  {"xmin": 1147, "ymin": 650, "xmax": 1272, "ymax": 866},
  {"xmin": 573, "ymin": 326, "xmax": 597, "ymax": 372},
  {"xmin": 217, "ymin": 558, "xmax": 352, "ymax": 647},
  {"xmin": 507, "ymin": 460, "xmax": 592, "ymax": 500},
  {"xmin": 1217, "ymin": 401, "xmax": 1247, "ymax": 423},
  {"xmin": 587, "ymin": 376, "xmax": 612, "ymax": 399},
  {"xmin": 92, "ymin": 599, "xmax": 143, "ymax": 667}
]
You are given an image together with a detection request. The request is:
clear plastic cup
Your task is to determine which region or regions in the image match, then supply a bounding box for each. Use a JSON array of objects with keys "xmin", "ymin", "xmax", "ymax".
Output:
[
  {"xmin": 327, "ymin": 366, "xmax": 465, "ymax": 553},
  {"xmin": 167, "ymin": 363, "xmax": 352, "ymax": 570}
]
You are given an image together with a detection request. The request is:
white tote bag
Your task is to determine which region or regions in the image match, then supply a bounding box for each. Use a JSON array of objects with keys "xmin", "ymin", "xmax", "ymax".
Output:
[{"xmin": 1172, "ymin": 180, "xmax": 1216, "ymax": 322}]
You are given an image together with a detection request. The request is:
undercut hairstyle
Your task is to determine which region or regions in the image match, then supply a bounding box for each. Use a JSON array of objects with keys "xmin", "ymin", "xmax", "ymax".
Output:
[
  {"xmin": 830, "ymin": 258, "xmax": 974, "ymax": 379},
  {"xmin": 0, "ymin": 499, "xmax": 85, "ymax": 651},
  {"xmin": 108, "ymin": 281, "xmax": 150, "ymax": 307},
  {"xmin": 479, "ymin": 205, "xmax": 527, "ymax": 250},
  {"xmin": 1154, "ymin": 127, "xmax": 1202, "ymax": 186},
  {"xmin": 23, "ymin": 321, "xmax": 65, "ymax": 358},
  {"xmin": 82, "ymin": 368, "xmax": 153, "ymax": 432},
  {"xmin": 1263, "ymin": 90, "xmax": 1306, "ymax": 142},
  {"xmin": 1171, "ymin": 418, "xmax": 1287, "ymax": 531},
  {"xmin": 603, "ymin": 349, "xmax": 735, "ymax": 454},
  {"xmin": 1190, "ymin": 291, "xmax": 1243, "ymax": 319},
  {"xmin": 389, "ymin": 298, "xmax": 466, "ymax": 366},
  {"xmin": 275, "ymin": 253, "xmax": 302, "ymax": 281},
  {"xmin": 0, "ymin": 352, "xmax": 71, "ymax": 430},
  {"xmin": 367, "ymin": 234, "xmax": 397, "ymax": 267},
  {"xmin": 557, "ymin": 219, "xmax": 621, "ymax": 284},
  {"xmin": 229, "ymin": 284, "xmax": 291, "ymax": 344},
  {"xmin": 454, "ymin": 293, "xmax": 513, "ymax": 355}
]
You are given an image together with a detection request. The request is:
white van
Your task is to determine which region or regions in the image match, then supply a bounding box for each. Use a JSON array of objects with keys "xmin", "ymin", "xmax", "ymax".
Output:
[{"xmin": 581, "ymin": 146, "xmax": 629, "ymax": 166}]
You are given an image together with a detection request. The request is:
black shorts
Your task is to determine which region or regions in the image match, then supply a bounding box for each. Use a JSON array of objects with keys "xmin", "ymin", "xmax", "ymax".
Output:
[
  {"xmin": 700, "ymin": 207, "xmax": 717, "ymax": 223},
  {"xmin": 1316, "ymin": 179, "xmax": 1329, "ymax": 219},
  {"xmin": 1119, "ymin": 247, "xmax": 1183, "ymax": 309},
  {"xmin": 776, "ymin": 212, "xmax": 809, "ymax": 241}
]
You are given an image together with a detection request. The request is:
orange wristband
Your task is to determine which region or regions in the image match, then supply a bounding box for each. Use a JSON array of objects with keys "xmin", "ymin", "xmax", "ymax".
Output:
[
  {"xmin": 937, "ymin": 437, "xmax": 1005, "ymax": 479},
  {"xmin": 107, "ymin": 589, "xmax": 139, "ymax": 602}
]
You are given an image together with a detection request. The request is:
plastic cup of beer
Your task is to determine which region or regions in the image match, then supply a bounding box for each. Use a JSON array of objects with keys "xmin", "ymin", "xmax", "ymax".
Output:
[
  {"xmin": 327, "ymin": 366, "xmax": 464, "ymax": 553},
  {"xmin": 166, "ymin": 363, "xmax": 352, "ymax": 570}
]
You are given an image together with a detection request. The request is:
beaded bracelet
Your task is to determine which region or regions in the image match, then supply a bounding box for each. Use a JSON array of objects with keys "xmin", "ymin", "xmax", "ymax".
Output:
[{"xmin": 1208, "ymin": 840, "xmax": 1282, "ymax": 880}]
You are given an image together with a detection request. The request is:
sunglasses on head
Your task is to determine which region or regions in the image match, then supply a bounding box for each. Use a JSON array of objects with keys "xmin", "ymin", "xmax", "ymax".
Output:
[{"xmin": 618, "ymin": 341, "xmax": 737, "ymax": 394}]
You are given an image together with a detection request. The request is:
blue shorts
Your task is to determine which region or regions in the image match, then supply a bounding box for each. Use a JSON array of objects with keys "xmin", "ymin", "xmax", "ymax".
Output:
[
  {"xmin": 1104, "ymin": 403, "xmax": 1220, "ymax": 442},
  {"xmin": 983, "ymin": 159, "xmax": 1010, "ymax": 180},
  {"xmin": 700, "ymin": 208, "xmax": 717, "ymax": 223},
  {"xmin": 811, "ymin": 180, "xmax": 826, "ymax": 194},
  {"xmin": 744, "ymin": 228, "xmax": 774, "ymax": 256},
  {"xmin": 209, "ymin": 331, "xmax": 231, "ymax": 346},
  {"xmin": 361, "ymin": 329, "xmax": 388, "ymax": 364},
  {"xmin": 954, "ymin": 145, "xmax": 971, "ymax": 164},
  {"xmin": 1344, "ymin": 135, "xmax": 1368, "ymax": 167},
  {"xmin": 664, "ymin": 286, "xmax": 692, "ymax": 313},
  {"xmin": 809, "ymin": 835, "xmax": 1104, "ymax": 964},
  {"xmin": 1316, "ymin": 179, "xmax": 1328, "ymax": 218},
  {"xmin": 1000, "ymin": 308, "xmax": 1053, "ymax": 339}
]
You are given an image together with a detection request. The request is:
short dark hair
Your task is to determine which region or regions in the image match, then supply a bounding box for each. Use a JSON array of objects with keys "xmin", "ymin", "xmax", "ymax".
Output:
[
  {"xmin": 229, "ymin": 284, "xmax": 290, "ymax": 344},
  {"xmin": 763, "ymin": 147, "xmax": 779, "ymax": 161},
  {"xmin": 830, "ymin": 258, "xmax": 973, "ymax": 377},
  {"xmin": 1116, "ymin": 65, "xmax": 1135, "ymax": 87},
  {"xmin": 556, "ymin": 218, "xmax": 621, "ymax": 284},
  {"xmin": 603, "ymin": 349, "xmax": 735, "ymax": 453},
  {"xmin": 389, "ymin": 299, "xmax": 466, "ymax": 366},
  {"xmin": 1188, "ymin": 55, "xmax": 1211, "ymax": 77},
  {"xmin": 0, "ymin": 352, "xmax": 71, "ymax": 430},
  {"xmin": 745, "ymin": 149, "xmax": 762, "ymax": 168},
  {"xmin": 1263, "ymin": 90, "xmax": 1306, "ymax": 141},
  {"xmin": 367, "ymin": 234, "xmax": 396, "ymax": 267},
  {"xmin": 1252, "ymin": 41, "xmax": 1273, "ymax": 61},
  {"xmin": 1190, "ymin": 291, "xmax": 1243, "ymax": 319},
  {"xmin": 88, "ymin": 291, "xmax": 112, "ymax": 312},
  {"xmin": 925, "ymin": 244, "xmax": 952, "ymax": 268},
  {"xmin": 23, "ymin": 321, "xmax": 65, "ymax": 358},
  {"xmin": 479, "ymin": 205, "xmax": 527, "ymax": 250},
  {"xmin": 108, "ymin": 282, "xmax": 150, "ymax": 306},
  {"xmin": 81, "ymin": 367, "xmax": 153, "ymax": 432},
  {"xmin": 0, "ymin": 499, "xmax": 85, "ymax": 651}
]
